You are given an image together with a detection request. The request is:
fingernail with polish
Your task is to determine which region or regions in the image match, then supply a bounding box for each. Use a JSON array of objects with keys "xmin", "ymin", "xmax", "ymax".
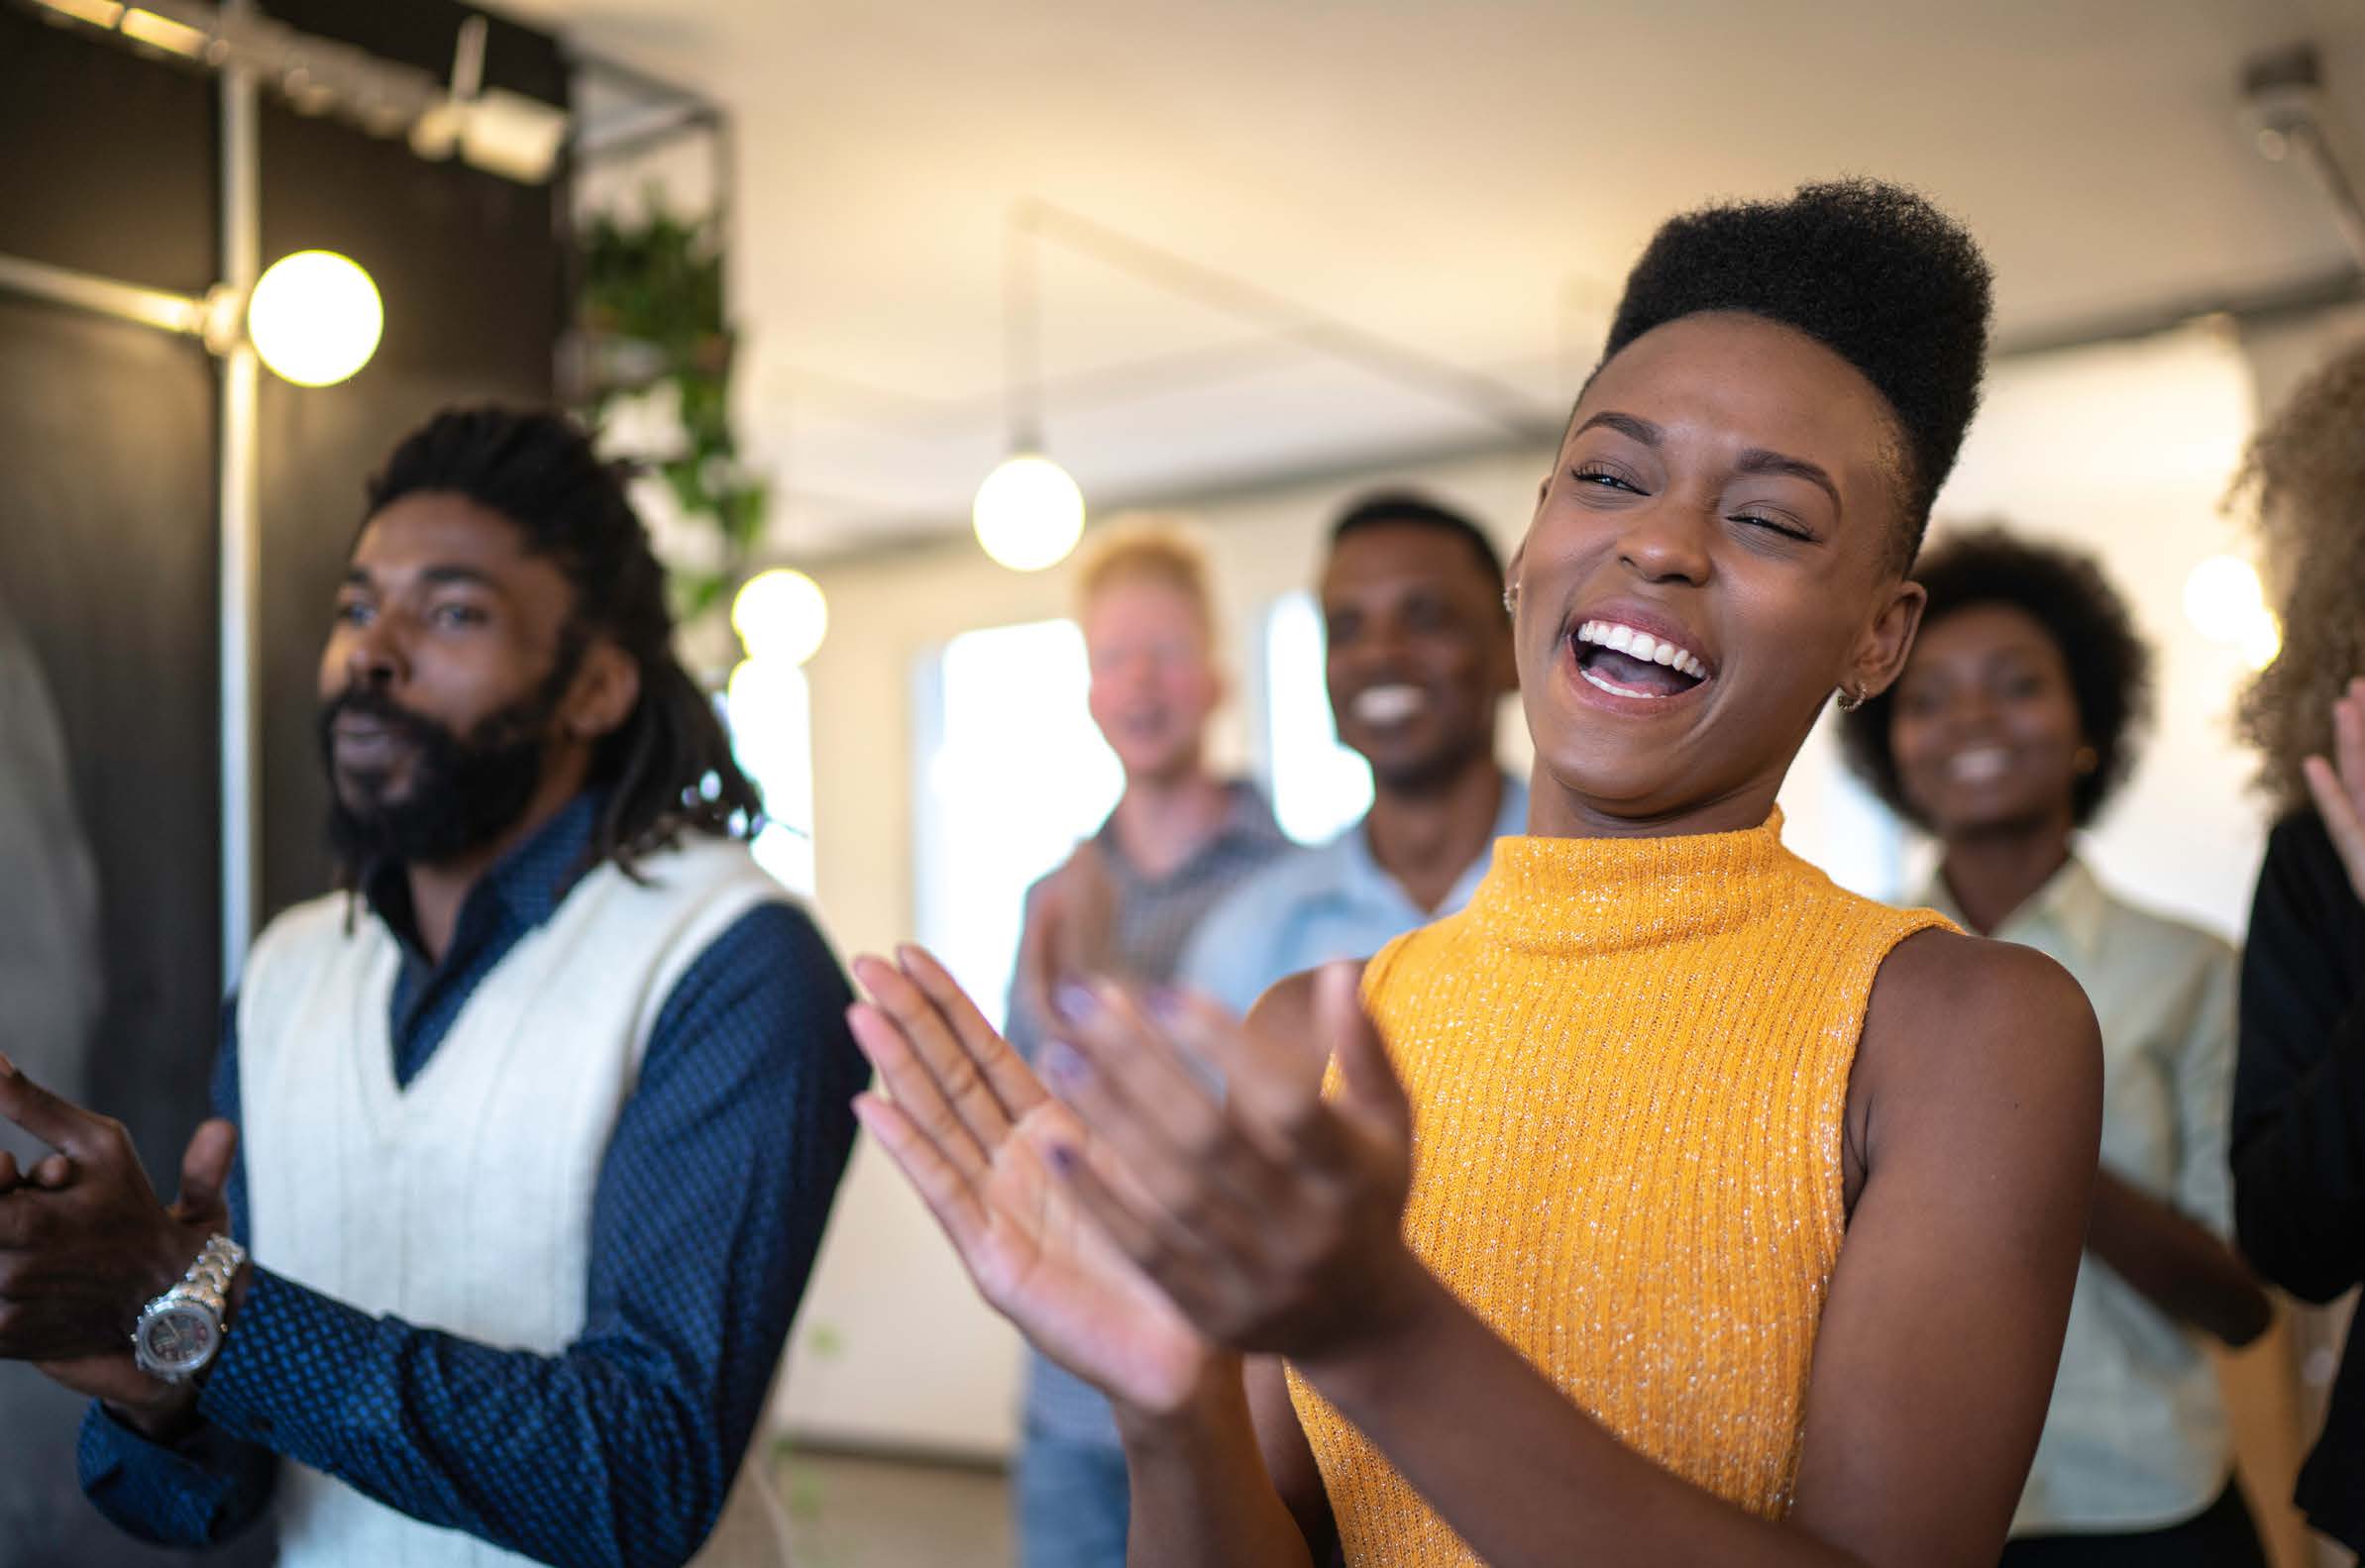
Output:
[
  {"xmin": 1052, "ymin": 982, "xmax": 1100, "ymax": 1025},
  {"xmin": 1043, "ymin": 1041, "xmax": 1089, "ymax": 1090},
  {"xmin": 1146, "ymin": 987, "xmax": 1187, "ymax": 1025}
]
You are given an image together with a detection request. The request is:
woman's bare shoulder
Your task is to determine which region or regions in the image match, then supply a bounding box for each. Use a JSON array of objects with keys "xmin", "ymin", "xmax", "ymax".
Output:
[{"xmin": 1857, "ymin": 925, "xmax": 2101, "ymax": 1144}]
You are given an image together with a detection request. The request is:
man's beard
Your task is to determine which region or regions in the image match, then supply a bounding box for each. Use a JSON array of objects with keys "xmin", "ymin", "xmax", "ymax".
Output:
[{"xmin": 319, "ymin": 665, "xmax": 575, "ymax": 873}]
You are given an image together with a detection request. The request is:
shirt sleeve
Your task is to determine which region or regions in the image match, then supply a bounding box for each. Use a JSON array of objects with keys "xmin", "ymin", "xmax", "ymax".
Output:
[
  {"xmin": 97, "ymin": 902, "xmax": 865, "ymax": 1568},
  {"xmin": 76, "ymin": 998, "xmax": 279, "ymax": 1547},
  {"xmin": 2171, "ymin": 933, "xmax": 2240, "ymax": 1240},
  {"xmin": 1175, "ymin": 880, "xmax": 1276, "ymax": 1018},
  {"xmin": 2232, "ymin": 813, "xmax": 2365, "ymax": 1302}
]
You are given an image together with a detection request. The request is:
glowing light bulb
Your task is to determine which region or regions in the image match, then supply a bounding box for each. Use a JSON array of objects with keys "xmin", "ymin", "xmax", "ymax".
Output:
[
  {"xmin": 247, "ymin": 251, "xmax": 382, "ymax": 386},
  {"xmin": 2242, "ymin": 612, "xmax": 2284, "ymax": 672},
  {"xmin": 731, "ymin": 568, "xmax": 829, "ymax": 667},
  {"xmin": 973, "ymin": 454, "xmax": 1085, "ymax": 572},
  {"xmin": 2184, "ymin": 556, "xmax": 2265, "ymax": 642}
]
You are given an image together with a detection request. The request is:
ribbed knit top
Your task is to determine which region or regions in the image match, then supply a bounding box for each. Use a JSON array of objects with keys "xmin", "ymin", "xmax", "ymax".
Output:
[{"xmin": 1286, "ymin": 811, "xmax": 1950, "ymax": 1565}]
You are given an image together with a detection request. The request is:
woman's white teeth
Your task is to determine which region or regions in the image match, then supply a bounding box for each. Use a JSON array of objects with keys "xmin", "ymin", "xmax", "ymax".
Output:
[
  {"xmin": 1949, "ymin": 748, "xmax": 2011, "ymax": 783},
  {"xmin": 1575, "ymin": 620, "xmax": 1708, "ymax": 679},
  {"xmin": 1352, "ymin": 684, "xmax": 1427, "ymax": 726}
]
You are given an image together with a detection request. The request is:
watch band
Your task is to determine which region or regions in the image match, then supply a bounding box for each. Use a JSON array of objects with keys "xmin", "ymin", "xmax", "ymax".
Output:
[{"xmin": 173, "ymin": 1233, "xmax": 246, "ymax": 1317}]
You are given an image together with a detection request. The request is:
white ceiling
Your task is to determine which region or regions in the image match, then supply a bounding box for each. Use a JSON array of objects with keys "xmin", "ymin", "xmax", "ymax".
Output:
[{"xmin": 505, "ymin": 0, "xmax": 2365, "ymax": 558}]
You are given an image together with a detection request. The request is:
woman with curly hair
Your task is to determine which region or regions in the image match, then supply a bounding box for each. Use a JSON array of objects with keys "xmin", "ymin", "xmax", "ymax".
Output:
[
  {"xmin": 844, "ymin": 180, "xmax": 2103, "ymax": 1568},
  {"xmin": 1841, "ymin": 528, "xmax": 2271, "ymax": 1567},
  {"xmin": 2228, "ymin": 338, "xmax": 2365, "ymax": 1557}
]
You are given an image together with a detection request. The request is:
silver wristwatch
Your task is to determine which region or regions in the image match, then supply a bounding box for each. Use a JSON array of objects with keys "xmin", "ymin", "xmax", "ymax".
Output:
[{"xmin": 132, "ymin": 1234, "xmax": 246, "ymax": 1383}]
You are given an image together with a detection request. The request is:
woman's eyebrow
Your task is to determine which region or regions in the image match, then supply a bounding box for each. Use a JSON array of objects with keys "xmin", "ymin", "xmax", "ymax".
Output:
[
  {"xmin": 1574, "ymin": 412, "xmax": 1842, "ymax": 513},
  {"xmin": 1571, "ymin": 410, "xmax": 1661, "ymax": 447},
  {"xmin": 1736, "ymin": 447, "xmax": 1841, "ymax": 512}
]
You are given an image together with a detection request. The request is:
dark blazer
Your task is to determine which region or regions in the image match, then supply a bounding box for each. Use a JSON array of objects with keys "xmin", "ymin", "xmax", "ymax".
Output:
[{"xmin": 2233, "ymin": 809, "xmax": 2365, "ymax": 1551}]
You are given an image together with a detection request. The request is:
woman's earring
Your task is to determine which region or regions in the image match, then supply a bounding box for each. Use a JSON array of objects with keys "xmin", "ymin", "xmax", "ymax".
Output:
[
  {"xmin": 1836, "ymin": 682, "xmax": 1868, "ymax": 713},
  {"xmin": 2073, "ymin": 746, "xmax": 2100, "ymax": 776},
  {"xmin": 1502, "ymin": 581, "xmax": 1519, "ymax": 615}
]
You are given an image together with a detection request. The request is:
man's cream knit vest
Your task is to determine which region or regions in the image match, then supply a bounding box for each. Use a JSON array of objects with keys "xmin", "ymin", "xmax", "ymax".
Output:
[{"xmin": 236, "ymin": 835, "xmax": 795, "ymax": 1567}]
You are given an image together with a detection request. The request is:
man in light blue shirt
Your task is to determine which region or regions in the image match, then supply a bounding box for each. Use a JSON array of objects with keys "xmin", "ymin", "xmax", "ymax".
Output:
[{"xmin": 1183, "ymin": 493, "xmax": 1524, "ymax": 1014}]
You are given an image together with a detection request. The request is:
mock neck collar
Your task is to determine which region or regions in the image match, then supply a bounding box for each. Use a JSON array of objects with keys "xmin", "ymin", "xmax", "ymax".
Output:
[{"xmin": 1469, "ymin": 808, "xmax": 1805, "ymax": 955}]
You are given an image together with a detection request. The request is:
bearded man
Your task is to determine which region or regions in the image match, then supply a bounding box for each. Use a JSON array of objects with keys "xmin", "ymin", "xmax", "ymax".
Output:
[{"xmin": 0, "ymin": 407, "xmax": 865, "ymax": 1568}]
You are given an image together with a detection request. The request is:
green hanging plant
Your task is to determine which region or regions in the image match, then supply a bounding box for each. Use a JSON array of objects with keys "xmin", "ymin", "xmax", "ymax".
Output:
[{"xmin": 574, "ymin": 199, "xmax": 766, "ymax": 628}]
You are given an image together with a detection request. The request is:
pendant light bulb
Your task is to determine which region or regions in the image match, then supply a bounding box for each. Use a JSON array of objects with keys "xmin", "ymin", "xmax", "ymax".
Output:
[
  {"xmin": 246, "ymin": 250, "xmax": 382, "ymax": 386},
  {"xmin": 973, "ymin": 453, "xmax": 1085, "ymax": 573},
  {"xmin": 731, "ymin": 568, "xmax": 829, "ymax": 667}
]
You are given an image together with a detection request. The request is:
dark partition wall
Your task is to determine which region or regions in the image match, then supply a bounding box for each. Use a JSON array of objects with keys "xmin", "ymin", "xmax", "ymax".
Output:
[
  {"xmin": 0, "ymin": 300, "xmax": 235, "ymax": 1568},
  {"xmin": 0, "ymin": 22, "xmax": 236, "ymax": 1564},
  {"xmin": 255, "ymin": 98, "xmax": 565, "ymax": 921},
  {"xmin": 0, "ymin": 6, "xmax": 223, "ymax": 1200},
  {"xmin": 0, "ymin": 5, "xmax": 566, "ymax": 1561},
  {"xmin": 0, "ymin": 10, "xmax": 217, "ymax": 294}
]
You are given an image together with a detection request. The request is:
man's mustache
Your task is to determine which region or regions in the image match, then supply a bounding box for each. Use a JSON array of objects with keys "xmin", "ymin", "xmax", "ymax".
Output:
[{"xmin": 318, "ymin": 687, "xmax": 453, "ymax": 750}]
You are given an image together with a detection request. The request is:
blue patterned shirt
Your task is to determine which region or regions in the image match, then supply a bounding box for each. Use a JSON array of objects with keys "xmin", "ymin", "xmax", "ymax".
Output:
[{"xmin": 76, "ymin": 794, "xmax": 866, "ymax": 1566}]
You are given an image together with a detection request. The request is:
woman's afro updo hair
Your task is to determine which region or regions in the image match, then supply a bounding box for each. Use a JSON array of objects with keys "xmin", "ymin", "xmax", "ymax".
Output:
[
  {"xmin": 1839, "ymin": 526, "xmax": 2154, "ymax": 830},
  {"xmin": 1598, "ymin": 178, "xmax": 1994, "ymax": 560}
]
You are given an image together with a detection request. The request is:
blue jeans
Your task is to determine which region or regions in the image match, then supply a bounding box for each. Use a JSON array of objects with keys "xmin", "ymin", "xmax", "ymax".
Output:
[{"xmin": 1016, "ymin": 1421, "xmax": 1129, "ymax": 1568}]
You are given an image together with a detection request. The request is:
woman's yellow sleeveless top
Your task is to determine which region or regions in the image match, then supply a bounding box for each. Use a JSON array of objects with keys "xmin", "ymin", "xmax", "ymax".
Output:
[{"xmin": 1287, "ymin": 811, "xmax": 1949, "ymax": 1565}]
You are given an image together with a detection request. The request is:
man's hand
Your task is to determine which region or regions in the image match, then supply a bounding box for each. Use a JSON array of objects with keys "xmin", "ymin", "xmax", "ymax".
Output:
[
  {"xmin": 0, "ymin": 1143, "xmax": 73, "ymax": 1195},
  {"xmin": 0, "ymin": 1053, "xmax": 236, "ymax": 1365}
]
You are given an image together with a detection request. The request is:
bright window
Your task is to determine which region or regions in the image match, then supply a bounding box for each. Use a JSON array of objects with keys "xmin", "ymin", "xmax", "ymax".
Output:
[
  {"xmin": 1263, "ymin": 589, "xmax": 1370, "ymax": 846},
  {"xmin": 914, "ymin": 619, "xmax": 1124, "ymax": 1030},
  {"xmin": 725, "ymin": 658, "xmax": 816, "ymax": 895}
]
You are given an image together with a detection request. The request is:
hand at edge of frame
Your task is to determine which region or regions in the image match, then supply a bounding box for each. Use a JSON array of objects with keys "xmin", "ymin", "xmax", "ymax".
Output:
[{"xmin": 2303, "ymin": 676, "xmax": 2365, "ymax": 904}]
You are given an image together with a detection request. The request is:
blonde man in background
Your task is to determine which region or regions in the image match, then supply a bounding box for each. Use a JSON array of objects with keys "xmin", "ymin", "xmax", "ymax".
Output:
[{"xmin": 1004, "ymin": 522, "xmax": 1290, "ymax": 1568}]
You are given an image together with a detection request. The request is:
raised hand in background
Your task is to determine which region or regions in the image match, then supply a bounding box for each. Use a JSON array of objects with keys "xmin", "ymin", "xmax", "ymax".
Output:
[{"xmin": 2302, "ymin": 677, "xmax": 2365, "ymax": 905}]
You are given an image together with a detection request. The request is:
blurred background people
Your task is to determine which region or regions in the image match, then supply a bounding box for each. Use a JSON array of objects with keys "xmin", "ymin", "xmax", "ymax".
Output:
[
  {"xmin": 1002, "ymin": 524, "xmax": 1289, "ymax": 1568},
  {"xmin": 1843, "ymin": 528, "xmax": 2273, "ymax": 1567},
  {"xmin": 0, "ymin": 593, "xmax": 115, "ymax": 1562},
  {"xmin": 0, "ymin": 593, "xmax": 99, "ymax": 1162},
  {"xmin": 1180, "ymin": 493, "xmax": 1522, "ymax": 1014},
  {"xmin": 2231, "ymin": 338, "xmax": 2365, "ymax": 1561}
]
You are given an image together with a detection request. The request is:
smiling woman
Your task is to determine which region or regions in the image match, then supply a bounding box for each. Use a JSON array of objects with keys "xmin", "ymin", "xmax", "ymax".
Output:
[
  {"xmin": 1840, "ymin": 529, "xmax": 2271, "ymax": 1566},
  {"xmin": 844, "ymin": 179, "xmax": 2105, "ymax": 1568}
]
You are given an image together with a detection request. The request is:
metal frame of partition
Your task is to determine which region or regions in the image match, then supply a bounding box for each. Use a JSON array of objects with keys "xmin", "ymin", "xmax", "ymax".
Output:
[{"xmin": 0, "ymin": 2, "xmax": 262, "ymax": 984}]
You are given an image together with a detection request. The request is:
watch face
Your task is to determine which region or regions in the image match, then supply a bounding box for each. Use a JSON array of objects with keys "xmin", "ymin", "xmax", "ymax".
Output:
[{"xmin": 136, "ymin": 1304, "xmax": 218, "ymax": 1375}]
